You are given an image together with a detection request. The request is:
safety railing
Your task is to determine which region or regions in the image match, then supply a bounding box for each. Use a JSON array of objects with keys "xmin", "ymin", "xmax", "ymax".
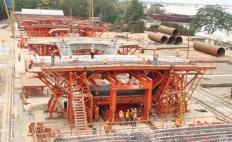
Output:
[
  {"xmin": 27, "ymin": 55, "xmax": 199, "ymax": 69},
  {"xmin": 188, "ymin": 56, "xmax": 217, "ymax": 69}
]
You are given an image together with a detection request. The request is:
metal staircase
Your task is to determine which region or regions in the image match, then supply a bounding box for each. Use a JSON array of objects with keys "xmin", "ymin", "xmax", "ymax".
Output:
[{"xmin": 73, "ymin": 95, "xmax": 88, "ymax": 134}]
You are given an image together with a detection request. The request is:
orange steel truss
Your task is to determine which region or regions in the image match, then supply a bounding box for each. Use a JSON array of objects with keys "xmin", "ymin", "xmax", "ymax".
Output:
[
  {"xmin": 16, "ymin": 15, "xmax": 76, "ymax": 28},
  {"xmin": 22, "ymin": 24, "xmax": 104, "ymax": 37},
  {"xmin": 29, "ymin": 122, "xmax": 60, "ymax": 142},
  {"xmin": 118, "ymin": 45, "xmax": 142, "ymax": 55},
  {"xmin": 32, "ymin": 64, "xmax": 212, "ymax": 127},
  {"xmin": 16, "ymin": 15, "xmax": 104, "ymax": 37},
  {"xmin": 28, "ymin": 44, "xmax": 60, "ymax": 56}
]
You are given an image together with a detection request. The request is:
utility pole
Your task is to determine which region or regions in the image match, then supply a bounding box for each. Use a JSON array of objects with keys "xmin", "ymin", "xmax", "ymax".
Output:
[
  {"xmin": 187, "ymin": 24, "xmax": 190, "ymax": 59},
  {"xmin": 2, "ymin": 0, "xmax": 14, "ymax": 36},
  {"xmin": 11, "ymin": 0, "xmax": 15, "ymax": 37},
  {"xmin": 88, "ymin": 0, "xmax": 94, "ymax": 27}
]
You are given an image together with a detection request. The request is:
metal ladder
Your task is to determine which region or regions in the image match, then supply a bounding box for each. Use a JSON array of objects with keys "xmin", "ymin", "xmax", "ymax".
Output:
[
  {"xmin": 179, "ymin": 90, "xmax": 186, "ymax": 124},
  {"xmin": 73, "ymin": 95, "xmax": 88, "ymax": 134}
]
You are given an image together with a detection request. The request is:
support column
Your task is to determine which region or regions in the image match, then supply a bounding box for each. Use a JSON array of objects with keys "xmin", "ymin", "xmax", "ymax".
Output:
[
  {"xmin": 67, "ymin": 72, "xmax": 73, "ymax": 125},
  {"xmin": 109, "ymin": 86, "xmax": 117, "ymax": 122},
  {"xmin": 47, "ymin": 95, "xmax": 54, "ymax": 112},
  {"xmin": 143, "ymin": 79, "xmax": 153, "ymax": 120},
  {"xmin": 48, "ymin": 92, "xmax": 57, "ymax": 118}
]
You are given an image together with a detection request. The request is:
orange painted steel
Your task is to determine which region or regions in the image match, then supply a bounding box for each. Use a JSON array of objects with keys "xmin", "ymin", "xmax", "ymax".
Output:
[
  {"xmin": 75, "ymin": 49, "xmax": 102, "ymax": 55},
  {"xmin": 27, "ymin": 44, "xmax": 60, "ymax": 56},
  {"xmin": 37, "ymin": 71, "xmax": 93, "ymax": 126},
  {"xmin": 31, "ymin": 62, "xmax": 213, "ymax": 128},
  {"xmin": 20, "ymin": 42, "xmax": 103, "ymax": 56},
  {"xmin": 17, "ymin": 15, "xmax": 104, "ymax": 37},
  {"xmin": 118, "ymin": 45, "xmax": 142, "ymax": 55},
  {"xmin": 17, "ymin": 15, "xmax": 76, "ymax": 28},
  {"xmin": 22, "ymin": 24, "xmax": 104, "ymax": 37},
  {"xmin": 28, "ymin": 122, "xmax": 61, "ymax": 142}
]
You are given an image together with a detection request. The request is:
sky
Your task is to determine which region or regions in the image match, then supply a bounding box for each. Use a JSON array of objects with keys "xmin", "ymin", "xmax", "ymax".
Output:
[{"xmin": 144, "ymin": 0, "xmax": 231, "ymax": 5}]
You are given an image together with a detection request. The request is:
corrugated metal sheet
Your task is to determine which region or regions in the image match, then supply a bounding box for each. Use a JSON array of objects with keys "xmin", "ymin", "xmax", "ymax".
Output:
[{"xmin": 21, "ymin": 9, "xmax": 64, "ymax": 16}]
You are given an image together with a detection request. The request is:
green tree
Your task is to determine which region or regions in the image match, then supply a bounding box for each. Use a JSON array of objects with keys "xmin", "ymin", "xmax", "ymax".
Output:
[
  {"xmin": 94, "ymin": 0, "xmax": 121, "ymax": 23},
  {"xmin": 127, "ymin": 0, "xmax": 144, "ymax": 22},
  {"xmin": 15, "ymin": 0, "xmax": 37, "ymax": 10},
  {"xmin": 62, "ymin": 0, "xmax": 88, "ymax": 17},
  {"xmin": 148, "ymin": 4, "xmax": 164, "ymax": 14},
  {"xmin": 224, "ymin": 13, "xmax": 232, "ymax": 33},
  {"xmin": 192, "ymin": 5, "xmax": 232, "ymax": 34}
]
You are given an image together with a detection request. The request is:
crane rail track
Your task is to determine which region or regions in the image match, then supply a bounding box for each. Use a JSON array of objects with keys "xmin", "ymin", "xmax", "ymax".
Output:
[{"xmin": 191, "ymin": 87, "xmax": 232, "ymax": 123}]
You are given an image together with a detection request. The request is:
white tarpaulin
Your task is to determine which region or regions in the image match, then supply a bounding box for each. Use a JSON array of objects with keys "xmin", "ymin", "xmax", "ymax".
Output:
[{"xmin": 21, "ymin": 9, "xmax": 64, "ymax": 16}]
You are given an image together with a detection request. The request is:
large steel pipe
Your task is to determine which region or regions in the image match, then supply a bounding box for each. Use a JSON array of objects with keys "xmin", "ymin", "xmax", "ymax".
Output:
[
  {"xmin": 193, "ymin": 42, "xmax": 225, "ymax": 57},
  {"xmin": 159, "ymin": 25, "xmax": 180, "ymax": 36},
  {"xmin": 174, "ymin": 36, "xmax": 183, "ymax": 45},
  {"xmin": 148, "ymin": 32, "xmax": 168, "ymax": 44},
  {"xmin": 167, "ymin": 36, "xmax": 176, "ymax": 44}
]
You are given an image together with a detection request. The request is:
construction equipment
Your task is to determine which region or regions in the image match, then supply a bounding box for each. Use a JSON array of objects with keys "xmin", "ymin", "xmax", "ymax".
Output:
[{"xmin": 26, "ymin": 54, "xmax": 215, "ymax": 127}]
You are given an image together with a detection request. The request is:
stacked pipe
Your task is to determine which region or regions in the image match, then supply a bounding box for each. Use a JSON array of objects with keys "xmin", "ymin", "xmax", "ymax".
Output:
[{"xmin": 148, "ymin": 25, "xmax": 183, "ymax": 45}]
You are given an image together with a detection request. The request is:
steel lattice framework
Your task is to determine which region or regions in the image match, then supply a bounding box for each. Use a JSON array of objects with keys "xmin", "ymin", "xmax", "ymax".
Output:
[{"xmin": 27, "ymin": 63, "xmax": 213, "ymax": 127}]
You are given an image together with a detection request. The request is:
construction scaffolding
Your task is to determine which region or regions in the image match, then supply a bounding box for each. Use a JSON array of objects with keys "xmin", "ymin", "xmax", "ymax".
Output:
[{"xmin": 24, "ymin": 54, "xmax": 215, "ymax": 128}]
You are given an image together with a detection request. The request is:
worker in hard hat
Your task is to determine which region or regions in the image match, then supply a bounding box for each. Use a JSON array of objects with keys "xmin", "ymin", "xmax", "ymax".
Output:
[
  {"xmin": 125, "ymin": 109, "xmax": 130, "ymax": 125},
  {"xmin": 90, "ymin": 44, "xmax": 95, "ymax": 59},
  {"xmin": 118, "ymin": 109, "xmax": 124, "ymax": 125},
  {"xmin": 130, "ymin": 108, "xmax": 134, "ymax": 125},
  {"xmin": 176, "ymin": 49, "xmax": 180, "ymax": 57},
  {"xmin": 51, "ymin": 50, "xmax": 57, "ymax": 66},
  {"xmin": 132, "ymin": 108, "xmax": 138, "ymax": 126},
  {"xmin": 175, "ymin": 117, "xmax": 181, "ymax": 128},
  {"xmin": 104, "ymin": 121, "xmax": 112, "ymax": 133},
  {"xmin": 103, "ymin": 58, "xmax": 108, "ymax": 65},
  {"xmin": 18, "ymin": 53, "xmax": 21, "ymax": 62},
  {"xmin": 153, "ymin": 49, "xmax": 159, "ymax": 63},
  {"xmin": 94, "ymin": 105, "xmax": 100, "ymax": 121}
]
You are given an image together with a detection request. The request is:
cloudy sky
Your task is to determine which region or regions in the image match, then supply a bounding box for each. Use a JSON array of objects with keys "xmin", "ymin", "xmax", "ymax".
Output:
[{"xmin": 145, "ymin": 0, "xmax": 231, "ymax": 5}]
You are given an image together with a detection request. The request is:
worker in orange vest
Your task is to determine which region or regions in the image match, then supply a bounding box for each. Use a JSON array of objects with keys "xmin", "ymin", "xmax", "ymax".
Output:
[
  {"xmin": 125, "ymin": 109, "xmax": 130, "ymax": 125},
  {"xmin": 104, "ymin": 121, "xmax": 112, "ymax": 133},
  {"xmin": 94, "ymin": 105, "xmax": 99, "ymax": 121}
]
